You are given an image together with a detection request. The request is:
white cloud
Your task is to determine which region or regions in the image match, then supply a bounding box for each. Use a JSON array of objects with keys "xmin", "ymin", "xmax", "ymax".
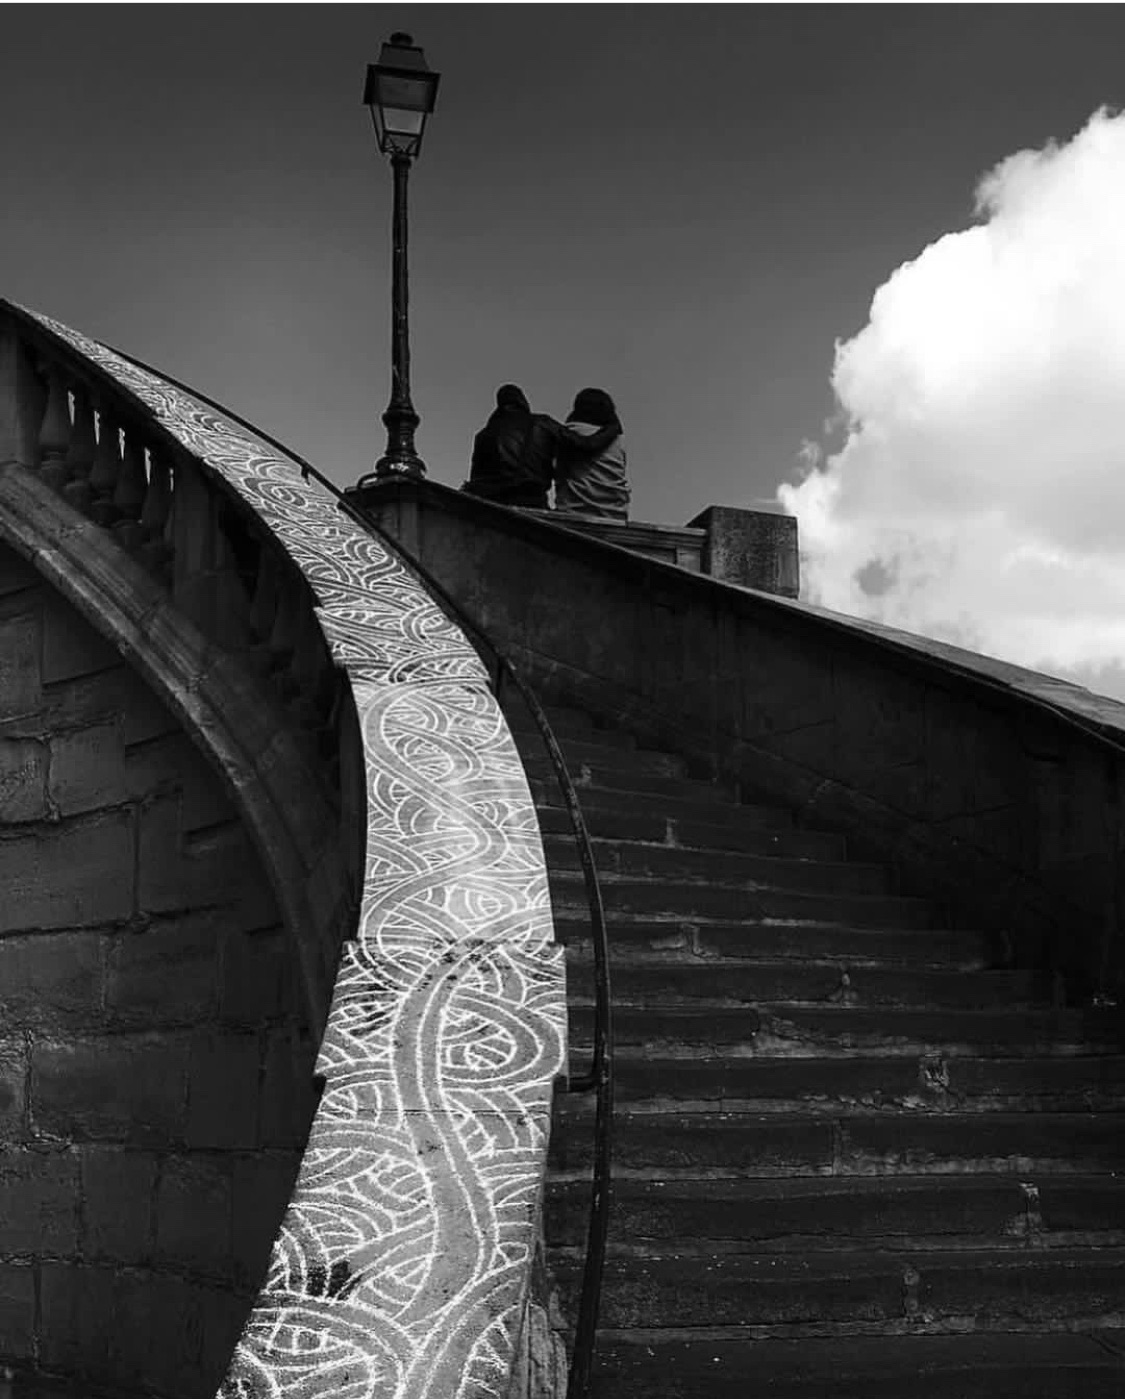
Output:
[{"xmin": 779, "ymin": 107, "xmax": 1125, "ymax": 698}]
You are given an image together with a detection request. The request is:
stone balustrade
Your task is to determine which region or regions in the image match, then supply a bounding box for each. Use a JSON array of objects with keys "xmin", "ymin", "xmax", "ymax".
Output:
[{"xmin": 0, "ymin": 314, "xmax": 342, "ymax": 777}]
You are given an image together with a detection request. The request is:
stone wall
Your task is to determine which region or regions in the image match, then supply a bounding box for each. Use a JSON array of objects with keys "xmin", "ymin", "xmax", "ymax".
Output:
[
  {"xmin": 0, "ymin": 540, "xmax": 319, "ymax": 1397},
  {"xmin": 355, "ymin": 476, "xmax": 1125, "ymax": 1004}
]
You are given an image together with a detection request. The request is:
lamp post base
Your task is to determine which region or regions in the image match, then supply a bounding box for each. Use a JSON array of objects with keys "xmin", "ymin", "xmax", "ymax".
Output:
[
  {"xmin": 366, "ymin": 451, "xmax": 427, "ymax": 482},
  {"xmin": 356, "ymin": 403, "xmax": 426, "ymax": 487}
]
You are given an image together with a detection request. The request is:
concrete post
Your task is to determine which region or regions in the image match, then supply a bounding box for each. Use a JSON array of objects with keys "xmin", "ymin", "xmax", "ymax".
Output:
[{"xmin": 687, "ymin": 505, "xmax": 800, "ymax": 598}]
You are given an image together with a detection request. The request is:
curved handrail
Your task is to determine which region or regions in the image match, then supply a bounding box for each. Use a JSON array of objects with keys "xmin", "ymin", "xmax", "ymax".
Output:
[{"xmin": 99, "ymin": 341, "xmax": 614, "ymax": 1399}]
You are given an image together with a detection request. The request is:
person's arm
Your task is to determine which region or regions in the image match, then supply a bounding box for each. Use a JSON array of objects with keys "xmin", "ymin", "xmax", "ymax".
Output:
[{"xmin": 559, "ymin": 420, "xmax": 622, "ymax": 457}]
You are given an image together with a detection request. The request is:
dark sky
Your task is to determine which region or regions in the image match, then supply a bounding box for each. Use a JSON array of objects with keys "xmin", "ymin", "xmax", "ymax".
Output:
[{"xmin": 3, "ymin": 5, "xmax": 1125, "ymax": 524}]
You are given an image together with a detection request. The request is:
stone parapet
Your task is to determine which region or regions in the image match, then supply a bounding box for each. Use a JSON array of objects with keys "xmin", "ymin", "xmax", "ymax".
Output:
[
  {"xmin": 526, "ymin": 509, "xmax": 706, "ymax": 573},
  {"xmin": 357, "ymin": 473, "xmax": 1125, "ymax": 1007},
  {"xmin": 482, "ymin": 503, "xmax": 800, "ymax": 598}
]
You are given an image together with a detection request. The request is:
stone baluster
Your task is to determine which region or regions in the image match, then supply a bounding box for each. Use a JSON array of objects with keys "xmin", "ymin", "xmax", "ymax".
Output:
[
  {"xmin": 247, "ymin": 545, "xmax": 281, "ymax": 674},
  {"xmin": 87, "ymin": 406, "xmax": 122, "ymax": 527},
  {"xmin": 208, "ymin": 510, "xmax": 253, "ymax": 652},
  {"xmin": 266, "ymin": 565, "xmax": 301, "ymax": 702},
  {"xmin": 138, "ymin": 451, "xmax": 173, "ymax": 581},
  {"xmin": 58, "ymin": 385, "xmax": 96, "ymax": 509},
  {"xmin": 38, "ymin": 367, "xmax": 73, "ymax": 493},
  {"xmin": 111, "ymin": 430, "xmax": 147, "ymax": 551},
  {"xmin": 0, "ymin": 325, "xmax": 45, "ymax": 470},
  {"xmin": 168, "ymin": 455, "xmax": 251, "ymax": 651}
]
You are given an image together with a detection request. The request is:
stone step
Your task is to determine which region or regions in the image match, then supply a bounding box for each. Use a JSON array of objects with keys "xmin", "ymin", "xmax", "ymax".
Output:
[
  {"xmin": 552, "ymin": 875, "xmax": 939, "ymax": 929},
  {"xmin": 545, "ymin": 1174, "xmax": 1125, "ymax": 1249},
  {"xmin": 515, "ymin": 734, "xmax": 687, "ymax": 778},
  {"xmin": 502, "ymin": 704, "xmax": 635, "ymax": 747},
  {"xmin": 546, "ymin": 835, "xmax": 880, "ymax": 891},
  {"xmin": 548, "ymin": 1106, "xmax": 1125, "ymax": 1177},
  {"xmin": 524, "ymin": 754, "xmax": 738, "ymax": 803},
  {"xmin": 565, "ymin": 959, "xmax": 1048, "ymax": 1009},
  {"xmin": 583, "ymin": 1330, "xmax": 1125, "ymax": 1398},
  {"xmin": 537, "ymin": 805, "xmax": 842, "ymax": 857},
  {"xmin": 553, "ymin": 912, "xmax": 997, "ymax": 968},
  {"xmin": 569, "ymin": 1052, "xmax": 1125, "ymax": 1111},
  {"xmin": 552, "ymin": 1245, "xmax": 1125, "ymax": 1330},
  {"xmin": 567, "ymin": 1004, "xmax": 1122, "ymax": 1056},
  {"xmin": 530, "ymin": 781, "xmax": 796, "ymax": 832}
]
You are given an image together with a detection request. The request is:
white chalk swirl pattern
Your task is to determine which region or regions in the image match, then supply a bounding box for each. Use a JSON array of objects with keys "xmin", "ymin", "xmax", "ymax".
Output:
[{"xmin": 26, "ymin": 309, "xmax": 566, "ymax": 1399}]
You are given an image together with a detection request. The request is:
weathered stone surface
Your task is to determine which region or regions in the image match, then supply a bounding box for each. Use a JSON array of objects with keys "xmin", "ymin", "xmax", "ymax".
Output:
[
  {"xmin": 154, "ymin": 1155, "xmax": 233, "ymax": 1279},
  {"xmin": 105, "ymin": 916, "xmax": 219, "ymax": 1026},
  {"xmin": 185, "ymin": 1030, "xmax": 261, "ymax": 1149},
  {"xmin": 0, "ymin": 812, "xmax": 135, "ymax": 932},
  {"xmin": 80, "ymin": 1146, "xmax": 158, "ymax": 1263},
  {"xmin": 0, "ymin": 1262, "xmax": 35, "ymax": 1359},
  {"xmin": 0, "ymin": 735, "xmax": 47, "ymax": 821},
  {"xmin": 0, "ymin": 608, "xmax": 40, "ymax": 719},
  {"xmin": 688, "ymin": 504, "xmax": 799, "ymax": 596},
  {"xmin": 0, "ymin": 1145, "xmax": 79, "ymax": 1254},
  {"xmin": 30, "ymin": 1036, "xmax": 189, "ymax": 1144},
  {"xmin": 0, "ymin": 930, "xmax": 103, "ymax": 1027},
  {"xmin": 48, "ymin": 720, "xmax": 126, "ymax": 815}
]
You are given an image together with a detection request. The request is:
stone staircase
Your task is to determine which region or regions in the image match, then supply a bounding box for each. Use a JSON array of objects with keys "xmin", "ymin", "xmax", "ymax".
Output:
[{"xmin": 505, "ymin": 700, "xmax": 1125, "ymax": 1397}]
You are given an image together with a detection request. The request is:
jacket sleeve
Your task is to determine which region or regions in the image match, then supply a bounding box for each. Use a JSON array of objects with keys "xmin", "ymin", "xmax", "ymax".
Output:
[{"xmin": 559, "ymin": 421, "xmax": 622, "ymax": 457}]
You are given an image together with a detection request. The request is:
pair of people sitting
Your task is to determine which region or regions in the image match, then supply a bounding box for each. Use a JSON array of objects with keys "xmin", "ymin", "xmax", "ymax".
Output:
[{"xmin": 464, "ymin": 385, "xmax": 629, "ymax": 519}]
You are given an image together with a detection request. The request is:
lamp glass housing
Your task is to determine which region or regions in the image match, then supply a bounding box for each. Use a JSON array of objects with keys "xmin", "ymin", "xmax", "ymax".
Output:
[{"xmin": 364, "ymin": 35, "xmax": 439, "ymax": 158}]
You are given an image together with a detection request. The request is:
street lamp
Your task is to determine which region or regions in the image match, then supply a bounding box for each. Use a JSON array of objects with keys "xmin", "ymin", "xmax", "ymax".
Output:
[{"xmin": 359, "ymin": 32, "xmax": 440, "ymax": 483}]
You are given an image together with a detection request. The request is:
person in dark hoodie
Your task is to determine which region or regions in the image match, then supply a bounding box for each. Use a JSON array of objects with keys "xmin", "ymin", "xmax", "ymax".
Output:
[{"xmin": 465, "ymin": 384, "xmax": 620, "ymax": 510}]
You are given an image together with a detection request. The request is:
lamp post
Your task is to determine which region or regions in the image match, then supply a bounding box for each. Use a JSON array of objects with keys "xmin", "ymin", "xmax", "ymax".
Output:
[{"xmin": 359, "ymin": 32, "xmax": 440, "ymax": 484}]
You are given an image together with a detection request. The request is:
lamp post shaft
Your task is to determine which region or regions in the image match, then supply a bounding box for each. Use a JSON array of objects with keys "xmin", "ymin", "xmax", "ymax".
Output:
[{"xmin": 375, "ymin": 151, "xmax": 425, "ymax": 477}]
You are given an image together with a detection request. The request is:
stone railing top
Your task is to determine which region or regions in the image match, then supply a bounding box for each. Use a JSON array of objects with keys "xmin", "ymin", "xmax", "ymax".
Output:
[{"xmin": 1, "ymin": 302, "xmax": 566, "ymax": 1399}]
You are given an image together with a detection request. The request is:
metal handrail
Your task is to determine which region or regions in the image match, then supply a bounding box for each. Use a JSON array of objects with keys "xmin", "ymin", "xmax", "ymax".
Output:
[{"xmin": 98, "ymin": 340, "xmax": 614, "ymax": 1399}]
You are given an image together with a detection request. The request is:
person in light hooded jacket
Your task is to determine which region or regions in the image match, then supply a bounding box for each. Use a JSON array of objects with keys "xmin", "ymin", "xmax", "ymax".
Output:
[{"xmin": 553, "ymin": 387, "xmax": 629, "ymax": 520}]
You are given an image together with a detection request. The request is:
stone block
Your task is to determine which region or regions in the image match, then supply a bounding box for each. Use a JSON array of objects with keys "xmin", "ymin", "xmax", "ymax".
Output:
[
  {"xmin": 120, "ymin": 681, "xmax": 179, "ymax": 747},
  {"xmin": 106, "ymin": 914, "xmax": 219, "ymax": 1026},
  {"xmin": 178, "ymin": 747, "xmax": 235, "ymax": 833},
  {"xmin": 0, "ymin": 930, "xmax": 104, "ymax": 1029},
  {"xmin": 38, "ymin": 1261, "xmax": 115, "ymax": 1378},
  {"xmin": 219, "ymin": 924, "xmax": 289, "ymax": 1026},
  {"xmin": 0, "ymin": 1263, "xmax": 34, "ymax": 1359},
  {"xmin": 40, "ymin": 590, "xmax": 119, "ymax": 685},
  {"xmin": 0, "ymin": 810, "xmax": 134, "ymax": 933},
  {"xmin": 133, "ymin": 1272, "xmax": 215, "ymax": 1399},
  {"xmin": 137, "ymin": 796, "xmax": 251, "ymax": 915},
  {"xmin": 154, "ymin": 1154, "xmax": 233, "ymax": 1279},
  {"xmin": 0, "ymin": 610, "xmax": 40, "ymax": 719},
  {"xmin": 0, "ymin": 548, "xmax": 36, "ymax": 599},
  {"xmin": 80, "ymin": 1145, "xmax": 157, "ymax": 1263},
  {"xmin": 688, "ymin": 505, "xmax": 799, "ymax": 597},
  {"xmin": 258, "ymin": 1027, "xmax": 318, "ymax": 1150},
  {"xmin": 185, "ymin": 1030, "xmax": 261, "ymax": 1149},
  {"xmin": 47, "ymin": 720, "xmax": 125, "ymax": 815},
  {"xmin": 0, "ymin": 735, "xmax": 47, "ymax": 821},
  {"xmin": 231, "ymin": 1151, "xmax": 300, "ymax": 1291},
  {"xmin": 0, "ymin": 1145, "xmax": 78, "ymax": 1255},
  {"xmin": 31, "ymin": 1035, "xmax": 188, "ymax": 1145},
  {"xmin": 0, "ymin": 1041, "xmax": 27, "ymax": 1142},
  {"xmin": 123, "ymin": 731, "xmax": 194, "ymax": 803}
]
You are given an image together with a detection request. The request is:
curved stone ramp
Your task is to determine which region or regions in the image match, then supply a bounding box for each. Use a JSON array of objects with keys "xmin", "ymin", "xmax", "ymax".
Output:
[{"xmin": 9, "ymin": 306, "xmax": 566, "ymax": 1399}]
